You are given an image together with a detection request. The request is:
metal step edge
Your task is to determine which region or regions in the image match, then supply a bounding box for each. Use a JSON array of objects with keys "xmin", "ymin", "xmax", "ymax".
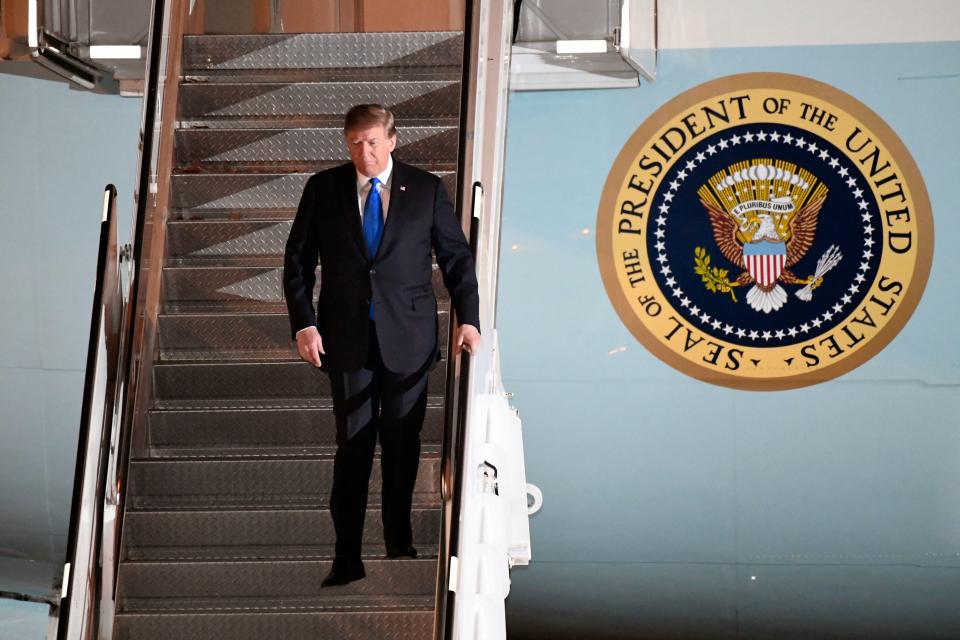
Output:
[
  {"xmin": 150, "ymin": 397, "xmax": 340, "ymax": 411},
  {"xmin": 150, "ymin": 396, "xmax": 444, "ymax": 411},
  {"xmin": 157, "ymin": 308, "xmax": 449, "ymax": 318},
  {"xmin": 124, "ymin": 544, "xmax": 440, "ymax": 562},
  {"xmin": 177, "ymin": 124, "xmax": 458, "ymax": 134},
  {"xmin": 155, "ymin": 349, "xmax": 446, "ymax": 363},
  {"xmin": 157, "ymin": 349, "xmax": 301, "ymax": 362},
  {"xmin": 138, "ymin": 443, "xmax": 442, "ymax": 460},
  {"xmin": 171, "ymin": 208, "xmax": 298, "ymax": 220},
  {"xmin": 124, "ymin": 492, "xmax": 441, "ymax": 511},
  {"xmin": 151, "ymin": 356, "xmax": 447, "ymax": 369},
  {"xmin": 175, "ymin": 154, "xmax": 457, "ymax": 171},
  {"xmin": 119, "ymin": 555, "xmax": 436, "ymax": 567},
  {"xmin": 150, "ymin": 358, "xmax": 447, "ymax": 369},
  {"xmin": 183, "ymin": 30, "xmax": 463, "ymax": 41},
  {"xmin": 181, "ymin": 67, "xmax": 462, "ymax": 84},
  {"xmin": 171, "ymin": 161, "xmax": 456, "ymax": 175},
  {"xmin": 177, "ymin": 115, "xmax": 460, "ymax": 130},
  {"xmin": 129, "ymin": 446, "xmax": 442, "ymax": 463},
  {"xmin": 147, "ymin": 396, "xmax": 444, "ymax": 413},
  {"xmin": 126, "ymin": 498, "xmax": 443, "ymax": 514},
  {"xmin": 116, "ymin": 594, "xmax": 434, "ymax": 614},
  {"xmin": 179, "ymin": 78, "xmax": 461, "ymax": 90},
  {"xmin": 162, "ymin": 302, "xmax": 289, "ymax": 313},
  {"xmin": 157, "ymin": 310, "xmax": 450, "ymax": 324}
]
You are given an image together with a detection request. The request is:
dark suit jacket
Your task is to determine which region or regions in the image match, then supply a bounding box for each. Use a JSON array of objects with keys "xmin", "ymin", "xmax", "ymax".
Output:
[{"xmin": 283, "ymin": 159, "xmax": 480, "ymax": 373}]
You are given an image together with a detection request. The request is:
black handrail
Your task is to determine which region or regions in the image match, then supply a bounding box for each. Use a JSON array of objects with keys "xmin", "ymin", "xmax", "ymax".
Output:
[
  {"xmin": 436, "ymin": 0, "xmax": 487, "ymax": 634},
  {"xmin": 57, "ymin": 184, "xmax": 118, "ymax": 639},
  {"xmin": 56, "ymin": 0, "xmax": 171, "ymax": 633},
  {"xmin": 110, "ymin": 0, "xmax": 170, "ymax": 594},
  {"xmin": 436, "ymin": 1, "xmax": 480, "ymax": 636},
  {"xmin": 440, "ymin": 190, "xmax": 480, "ymax": 640}
]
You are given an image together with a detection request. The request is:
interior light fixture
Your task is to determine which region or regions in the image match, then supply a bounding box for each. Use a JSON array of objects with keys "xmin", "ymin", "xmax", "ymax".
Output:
[
  {"xmin": 89, "ymin": 45, "xmax": 142, "ymax": 59},
  {"xmin": 556, "ymin": 40, "xmax": 607, "ymax": 55}
]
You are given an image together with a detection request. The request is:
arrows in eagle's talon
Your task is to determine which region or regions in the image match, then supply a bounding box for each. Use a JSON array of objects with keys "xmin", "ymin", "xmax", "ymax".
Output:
[{"xmin": 795, "ymin": 245, "xmax": 843, "ymax": 302}]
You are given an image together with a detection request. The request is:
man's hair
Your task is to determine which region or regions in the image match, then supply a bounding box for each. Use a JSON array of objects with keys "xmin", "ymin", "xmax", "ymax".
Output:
[{"xmin": 344, "ymin": 104, "xmax": 397, "ymax": 137}]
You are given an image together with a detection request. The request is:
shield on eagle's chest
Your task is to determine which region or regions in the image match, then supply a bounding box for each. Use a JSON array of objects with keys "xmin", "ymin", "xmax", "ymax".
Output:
[{"xmin": 743, "ymin": 241, "xmax": 787, "ymax": 287}]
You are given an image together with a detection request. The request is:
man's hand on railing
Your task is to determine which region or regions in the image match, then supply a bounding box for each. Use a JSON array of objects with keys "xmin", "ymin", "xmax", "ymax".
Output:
[
  {"xmin": 455, "ymin": 323, "xmax": 481, "ymax": 356},
  {"xmin": 296, "ymin": 326, "xmax": 325, "ymax": 367}
]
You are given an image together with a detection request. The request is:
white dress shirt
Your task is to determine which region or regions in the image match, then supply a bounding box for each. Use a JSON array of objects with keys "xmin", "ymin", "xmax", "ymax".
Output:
[
  {"xmin": 356, "ymin": 154, "xmax": 393, "ymax": 221},
  {"xmin": 296, "ymin": 156, "xmax": 394, "ymax": 338}
]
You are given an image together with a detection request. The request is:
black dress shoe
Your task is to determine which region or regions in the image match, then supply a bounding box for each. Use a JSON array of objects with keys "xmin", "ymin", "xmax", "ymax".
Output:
[
  {"xmin": 321, "ymin": 559, "xmax": 365, "ymax": 587},
  {"xmin": 385, "ymin": 545, "xmax": 418, "ymax": 559}
]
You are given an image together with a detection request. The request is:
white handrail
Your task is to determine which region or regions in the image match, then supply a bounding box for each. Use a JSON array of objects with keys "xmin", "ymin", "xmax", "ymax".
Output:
[
  {"xmin": 449, "ymin": 330, "xmax": 532, "ymax": 640},
  {"xmin": 447, "ymin": 1, "xmax": 533, "ymax": 638}
]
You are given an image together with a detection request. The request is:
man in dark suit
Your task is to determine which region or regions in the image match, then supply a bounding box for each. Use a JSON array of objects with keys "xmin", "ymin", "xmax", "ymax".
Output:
[{"xmin": 283, "ymin": 104, "xmax": 481, "ymax": 587}]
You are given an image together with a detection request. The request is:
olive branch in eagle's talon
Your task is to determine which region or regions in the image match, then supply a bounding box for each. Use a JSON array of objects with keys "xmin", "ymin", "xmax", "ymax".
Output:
[{"xmin": 694, "ymin": 246, "xmax": 742, "ymax": 303}]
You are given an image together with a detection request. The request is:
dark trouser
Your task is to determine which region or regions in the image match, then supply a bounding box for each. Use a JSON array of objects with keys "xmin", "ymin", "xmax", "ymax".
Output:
[{"xmin": 327, "ymin": 322, "xmax": 430, "ymax": 561}]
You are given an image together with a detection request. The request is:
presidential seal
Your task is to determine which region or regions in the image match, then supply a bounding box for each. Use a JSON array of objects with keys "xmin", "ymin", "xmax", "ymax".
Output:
[{"xmin": 596, "ymin": 73, "xmax": 932, "ymax": 390}]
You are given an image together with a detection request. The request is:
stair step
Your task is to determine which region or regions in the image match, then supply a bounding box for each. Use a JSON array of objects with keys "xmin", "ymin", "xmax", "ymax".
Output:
[
  {"xmin": 157, "ymin": 309, "xmax": 449, "ymax": 360},
  {"xmin": 179, "ymin": 79, "xmax": 460, "ymax": 120},
  {"xmin": 127, "ymin": 452, "xmax": 441, "ymax": 500},
  {"xmin": 137, "ymin": 443, "xmax": 436, "ymax": 459},
  {"xmin": 148, "ymin": 401, "xmax": 445, "ymax": 448},
  {"xmin": 182, "ymin": 31, "xmax": 463, "ymax": 72},
  {"xmin": 171, "ymin": 171, "xmax": 457, "ymax": 214},
  {"xmin": 125, "ymin": 543, "xmax": 440, "ymax": 562},
  {"xmin": 184, "ymin": 65, "xmax": 460, "ymax": 84},
  {"xmin": 123, "ymin": 505, "xmax": 441, "ymax": 548},
  {"xmin": 178, "ymin": 115, "xmax": 459, "ymax": 130},
  {"xmin": 114, "ymin": 598, "xmax": 433, "ymax": 640},
  {"xmin": 175, "ymin": 126, "xmax": 458, "ymax": 167},
  {"xmin": 120, "ymin": 593, "xmax": 434, "ymax": 613},
  {"xmin": 152, "ymin": 360, "xmax": 447, "ymax": 402},
  {"xmin": 161, "ymin": 264, "xmax": 446, "ymax": 310},
  {"xmin": 117, "ymin": 556, "xmax": 437, "ymax": 600},
  {"xmin": 166, "ymin": 219, "xmax": 291, "ymax": 259}
]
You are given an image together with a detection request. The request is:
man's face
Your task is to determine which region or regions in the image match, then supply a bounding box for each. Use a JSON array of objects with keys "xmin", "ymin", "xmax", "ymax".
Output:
[{"xmin": 345, "ymin": 124, "xmax": 397, "ymax": 177}]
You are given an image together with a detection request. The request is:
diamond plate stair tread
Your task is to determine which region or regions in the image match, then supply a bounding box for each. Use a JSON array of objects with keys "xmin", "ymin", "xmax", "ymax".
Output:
[
  {"xmin": 184, "ymin": 66, "xmax": 460, "ymax": 83},
  {"xmin": 172, "ymin": 207, "xmax": 299, "ymax": 221},
  {"xmin": 123, "ymin": 505, "xmax": 441, "ymax": 547},
  {"xmin": 148, "ymin": 402, "xmax": 444, "ymax": 447},
  {"xmin": 160, "ymin": 262, "xmax": 443, "ymax": 310},
  {"xmin": 141, "ymin": 443, "xmax": 441, "ymax": 460},
  {"xmin": 178, "ymin": 80, "xmax": 460, "ymax": 120},
  {"xmin": 152, "ymin": 360, "xmax": 447, "ymax": 401},
  {"xmin": 157, "ymin": 310, "xmax": 449, "ymax": 359},
  {"xmin": 166, "ymin": 219, "xmax": 293, "ymax": 257},
  {"xmin": 119, "ymin": 593, "xmax": 434, "ymax": 613},
  {"xmin": 179, "ymin": 115, "xmax": 460, "ymax": 130},
  {"xmin": 117, "ymin": 557, "xmax": 437, "ymax": 599},
  {"xmin": 127, "ymin": 453, "xmax": 440, "ymax": 498},
  {"xmin": 176, "ymin": 156, "xmax": 456, "ymax": 177},
  {"xmin": 114, "ymin": 606, "xmax": 433, "ymax": 640},
  {"xmin": 175, "ymin": 126, "xmax": 458, "ymax": 166},
  {"xmin": 183, "ymin": 31, "xmax": 463, "ymax": 71},
  {"xmin": 127, "ymin": 492, "xmax": 441, "ymax": 512},
  {"xmin": 164, "ymin": 232, "xmax": 451, "ymax": 269},
  {"xmin": 125, "ymin": 543, "xmax": 440, "ymax": 562},
  {"xmin": 151, "ymin": 396, "xmax": 339, "ymax": 411},
  {"xmin": 170, "ymin": 171, "xmax": 457, "ymax": 212}
]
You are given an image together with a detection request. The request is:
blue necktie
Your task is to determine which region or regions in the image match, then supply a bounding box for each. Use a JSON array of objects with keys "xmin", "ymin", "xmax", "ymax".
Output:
[{"xmin": 363, "ymin": 177, "xmax": 384, "ymax": 319}]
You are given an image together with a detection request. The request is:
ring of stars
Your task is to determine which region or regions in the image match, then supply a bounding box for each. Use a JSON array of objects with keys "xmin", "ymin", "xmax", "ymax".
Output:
[{"xmin": 654, "ymin": 129, "xmax": 877, "ymax": 345}]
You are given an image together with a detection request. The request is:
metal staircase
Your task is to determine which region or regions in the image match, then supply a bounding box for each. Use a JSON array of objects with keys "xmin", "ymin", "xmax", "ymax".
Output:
[{"xmin": 112, "ymin": 30, "xmax": 464, "ymax": 640}]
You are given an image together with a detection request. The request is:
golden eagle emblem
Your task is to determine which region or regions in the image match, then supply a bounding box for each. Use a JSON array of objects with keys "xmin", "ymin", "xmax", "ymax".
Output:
[{"xmin": 695, "ymin": 160, "xmax": 841, "ymax": 313}]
